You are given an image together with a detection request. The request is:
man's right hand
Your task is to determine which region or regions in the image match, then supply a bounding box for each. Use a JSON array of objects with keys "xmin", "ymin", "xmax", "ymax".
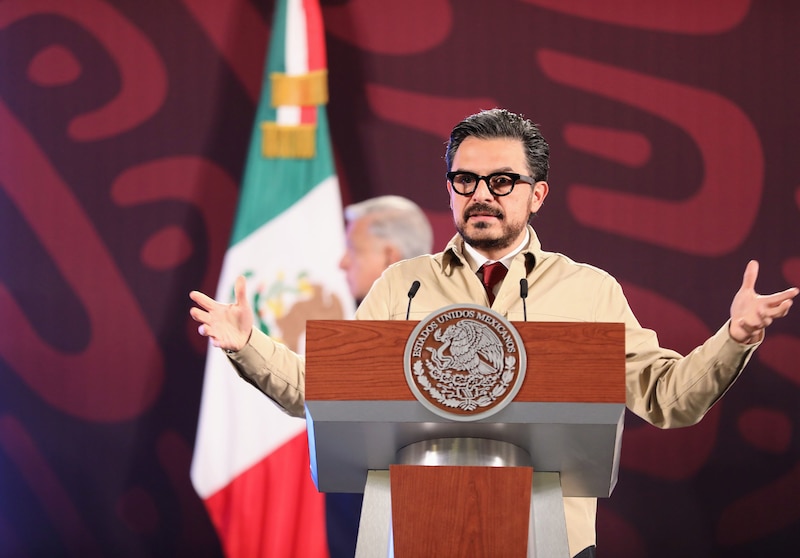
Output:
[{"xmin": 189, "ymin": 275, "xmax": 253, "ymax": 352}]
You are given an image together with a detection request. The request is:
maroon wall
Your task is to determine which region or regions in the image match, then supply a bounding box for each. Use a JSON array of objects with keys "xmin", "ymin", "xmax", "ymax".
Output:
[{"xmin": 1, "ymin": 1, "xmax": 798, "ymax": 556}]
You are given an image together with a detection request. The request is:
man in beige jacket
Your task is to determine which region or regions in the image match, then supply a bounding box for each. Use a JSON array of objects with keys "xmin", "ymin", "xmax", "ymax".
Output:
[{"xmin": 190, "ymin": 108, "xmax": 797, "ymax": 558}]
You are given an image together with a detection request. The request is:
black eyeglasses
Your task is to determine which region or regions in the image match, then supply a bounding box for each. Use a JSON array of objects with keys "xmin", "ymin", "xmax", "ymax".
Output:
[{"xmin": 446, "ymin": 171, "xmax": 535, "ymax": 197}]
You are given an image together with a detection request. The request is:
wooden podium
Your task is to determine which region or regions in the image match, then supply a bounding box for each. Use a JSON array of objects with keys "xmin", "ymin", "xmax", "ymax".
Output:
[{"xmin": 305, "ymin": 320, "xmax": 626, "ymax": 557}]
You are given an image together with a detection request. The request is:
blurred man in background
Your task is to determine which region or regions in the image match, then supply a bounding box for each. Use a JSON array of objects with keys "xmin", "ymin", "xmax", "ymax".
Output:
[{"xmin": 339, "ymin": 195, "xmax": 434, "ymax": 304}]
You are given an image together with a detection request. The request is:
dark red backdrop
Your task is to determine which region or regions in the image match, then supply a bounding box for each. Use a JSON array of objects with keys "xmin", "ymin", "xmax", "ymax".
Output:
[{"xmin": 1, "ymin": 1, "xmax": 798, "ymax": 556}]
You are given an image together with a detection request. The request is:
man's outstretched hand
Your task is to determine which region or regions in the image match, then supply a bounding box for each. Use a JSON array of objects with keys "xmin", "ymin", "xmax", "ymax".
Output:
[
  {"xmin": 729, "ymin": 260, "xmax": 798, "ymax": 344},
  {"xmin": 189, "ymin": 275, "xmax": 253, "ymax": 352}
]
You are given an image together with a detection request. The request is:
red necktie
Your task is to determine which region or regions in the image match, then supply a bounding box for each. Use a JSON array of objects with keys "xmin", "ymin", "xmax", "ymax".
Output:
[{"xmin": 480, "ymin": 262, "xmax": 508, "ymax": 304}]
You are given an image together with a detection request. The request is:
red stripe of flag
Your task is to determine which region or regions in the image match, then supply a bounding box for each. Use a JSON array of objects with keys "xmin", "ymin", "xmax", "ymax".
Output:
[
  {"xmin": 203, "ymin": 433, "xmax": 330, "ymax": 557},
  {"xmin": 300, "ymin": 0, "xmax": 325, "ymax": 124}
]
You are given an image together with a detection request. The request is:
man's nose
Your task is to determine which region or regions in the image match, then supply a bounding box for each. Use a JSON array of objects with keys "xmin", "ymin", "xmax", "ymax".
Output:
[{"xmin": 471, "ymin": 177, "xmax": 495, "ymax": 201}]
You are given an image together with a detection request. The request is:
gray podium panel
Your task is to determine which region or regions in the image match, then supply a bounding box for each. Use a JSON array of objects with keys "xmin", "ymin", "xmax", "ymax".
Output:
[{"xmin": 306, "ymin": 399, "xmax": 624, "ymax": 498}]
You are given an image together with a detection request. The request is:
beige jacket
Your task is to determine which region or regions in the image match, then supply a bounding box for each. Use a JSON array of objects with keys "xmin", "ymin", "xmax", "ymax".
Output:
[{"xmin": 227, "ymin": 226, "xmax": 758, "ymax": 556}]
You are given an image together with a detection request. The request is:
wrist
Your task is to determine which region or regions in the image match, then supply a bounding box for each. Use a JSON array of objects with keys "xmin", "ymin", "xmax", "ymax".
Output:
[
  {"xmin": 729, "ymin": 321, "xmax": 763, "ymax": 345},
  {"xmin": 225, "ymin": 328, "xmax": 253, "ymax": 354}
]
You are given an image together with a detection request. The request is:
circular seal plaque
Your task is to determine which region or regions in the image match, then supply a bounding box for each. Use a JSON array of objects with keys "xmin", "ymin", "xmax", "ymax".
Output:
[{"xmin": 403, "ymin": 304, "xmax": 527, "ymax": 421}]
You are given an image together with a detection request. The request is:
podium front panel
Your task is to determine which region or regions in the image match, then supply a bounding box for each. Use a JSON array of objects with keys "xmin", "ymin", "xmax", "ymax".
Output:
[{"xmin": 306, "ymin": 321, "xmax": 625, "ymax": 498}]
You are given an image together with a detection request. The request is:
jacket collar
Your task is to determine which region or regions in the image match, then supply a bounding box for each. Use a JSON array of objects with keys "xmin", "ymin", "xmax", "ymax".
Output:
[{"xmin": 441, "ymin": 225, "xmax": 542, "ymax": 275}]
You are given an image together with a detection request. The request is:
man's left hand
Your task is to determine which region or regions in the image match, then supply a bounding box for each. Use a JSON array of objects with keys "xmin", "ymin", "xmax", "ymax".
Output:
[{"xmin": 729, "ymin": 260, "xmax": 798, "ymax": 344}]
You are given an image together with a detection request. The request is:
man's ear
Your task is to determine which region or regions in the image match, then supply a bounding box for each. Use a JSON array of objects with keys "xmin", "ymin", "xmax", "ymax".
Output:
[
  {"xmin": 530, "ymin": 181, "xmax": 549, "ymax": 213},
  {"xmin": 446, "ymin": 181, "xmax": 454, "ymax": 209},
  {"xmin": 385, "ymin": 243, "xmax": 403, "ymax": 266}
]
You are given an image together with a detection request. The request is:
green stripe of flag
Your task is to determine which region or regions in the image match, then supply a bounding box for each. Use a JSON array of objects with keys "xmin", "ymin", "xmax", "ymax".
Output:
[{"xmin": 229, "ymin": 0, "xmax": 334, "ymax": 246}]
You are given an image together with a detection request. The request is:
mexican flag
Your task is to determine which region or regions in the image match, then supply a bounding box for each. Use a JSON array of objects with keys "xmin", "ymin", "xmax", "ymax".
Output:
[{"xmin": 190, "ymin": 0, "xmax": 353, "ymax": 555}]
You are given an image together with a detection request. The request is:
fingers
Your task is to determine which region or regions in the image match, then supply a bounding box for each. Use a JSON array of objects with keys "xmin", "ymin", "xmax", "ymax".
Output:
[
  {"xmin": 740, "ymin": 260, "xmax": 759, "ymax": 292},
  {"xmin": 189, "ymin": 289, "xmax": 217, "ymax": 311},
  {"xmin": 760, "ymin": 287, "xmax": 799, "ymax": 310},
  {"xmin": 188, "ymin": 306, "xmax": 205, "ymax": 323},
  {"xmin": 746, "ymin": 295, "xmax": 795, "ymax": 328},
  {"xmin": 196, "ymin": 322, "xmax": 220, "ymax": 344},
  {"xmin": 773, "ymin": 297, "xmax": 794, "ymax": 319},
  {"xmin": 234, "ymin": 275, "xmax": 247, "ymax": 306},
  {"xmin": 197, "ymin": 325, "xmax": 224, "ymax": 348},
  {"xmin": 188, "ymin": 292, "xmax": 216, "ymax": 332},
  {"xmin": 775, "ymin": 286, "xmax": 800, "ymax": 304}
]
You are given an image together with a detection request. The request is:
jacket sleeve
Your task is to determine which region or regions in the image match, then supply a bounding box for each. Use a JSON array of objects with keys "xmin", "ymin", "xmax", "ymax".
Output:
[
  {"xmin": 600, "ymin": 278, "xmax": 761, "ymax": 429},
  {"xmin": 225, "ymin": 327, "xmax": 307, "ymax": 418}
]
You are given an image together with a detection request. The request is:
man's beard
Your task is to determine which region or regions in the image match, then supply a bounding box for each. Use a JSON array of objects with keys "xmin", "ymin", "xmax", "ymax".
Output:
[{"xmin": 455, "ymin": 203, "xmax": 528, "ymax": 252}]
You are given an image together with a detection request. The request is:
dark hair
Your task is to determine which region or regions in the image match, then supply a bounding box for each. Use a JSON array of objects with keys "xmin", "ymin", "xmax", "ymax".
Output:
[{"xmin": 445, "ymin": 108, "xmax": 550, "ymax": 182}]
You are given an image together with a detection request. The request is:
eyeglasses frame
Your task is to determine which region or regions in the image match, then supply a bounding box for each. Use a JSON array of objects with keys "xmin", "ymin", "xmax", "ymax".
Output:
[{"xmin": 446, "ymin": 171, "xmax": 536, "ymax": 197}]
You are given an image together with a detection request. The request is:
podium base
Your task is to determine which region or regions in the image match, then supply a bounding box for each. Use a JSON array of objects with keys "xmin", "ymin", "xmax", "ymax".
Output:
[{"xmin": 355, "ymin": 437, "xmax": 570, "ymax": 558}]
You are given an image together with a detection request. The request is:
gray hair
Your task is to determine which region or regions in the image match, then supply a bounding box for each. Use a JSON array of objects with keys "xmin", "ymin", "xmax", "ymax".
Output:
[{"xmin": 344, "ymin": 195, "xmax": 434, "ymax": 258}]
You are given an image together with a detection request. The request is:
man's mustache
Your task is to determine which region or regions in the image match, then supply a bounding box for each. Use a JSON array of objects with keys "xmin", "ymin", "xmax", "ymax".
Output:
[{"xmin": 465, "ymin": 203, "xmax": 503, "ymax": 219}]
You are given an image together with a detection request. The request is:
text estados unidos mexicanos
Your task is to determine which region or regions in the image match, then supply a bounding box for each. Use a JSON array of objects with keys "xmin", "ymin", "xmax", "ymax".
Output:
[{"xmin": 411, "ymin": 310, "xmax": 516, "ymax": 358}]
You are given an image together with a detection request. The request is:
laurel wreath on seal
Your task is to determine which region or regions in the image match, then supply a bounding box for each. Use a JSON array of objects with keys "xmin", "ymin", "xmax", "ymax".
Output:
[{"xmin": 412, "ymin": 356, "xmax": 517, "ymax": 411}]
